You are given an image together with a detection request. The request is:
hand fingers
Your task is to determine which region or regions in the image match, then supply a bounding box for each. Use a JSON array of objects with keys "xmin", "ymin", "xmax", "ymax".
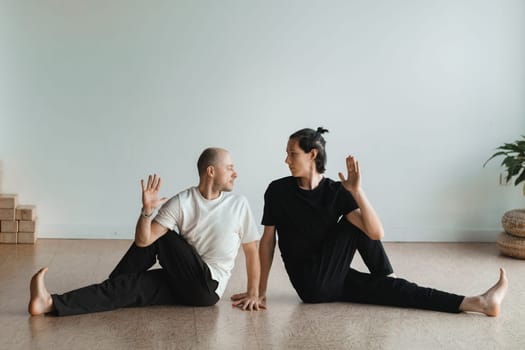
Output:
[
  {"xmin": 146, "ymin": 175, "xmax": 152, "ymax": 189},
  {"xmin": 242, "ymin": 301, "xmax": 258, "ymax": 311},
  {"xmin": 338, "ymin": 172, "xmax": 345, "ymax": 182},
  {"xmin": 230, "ymin": 293, "xmax": 247, "ymax": 301},
  {"xmin": 346, "ymin": 155, "xmax": 358, "ymax": 173},
  {"xmin": 346, "ymin": 156, "xmax": 353, "ymax": 174},
  {"xmin": 252, "ymin": 301, "xmax": 266, "ymax": 311},
  {"xmin": 144, "ymin": 174, "xmax": 163, "ymax": 192},
  {"xmin": 232, "ymin": 298, "xmax": 264, "ymax": 311},
  {"xmin": 155, "ymin": 177, "xmax": 162, "ymax": 192},
  {"xmin": 151, "ymin": 174, "xmax": 158, "ymax": 190},
  {"xmin": 231, "ymin": 299, "xmax": 244, "ymax": 307},
  {"xmin": 233, "ymin": 300, "xmax": 266, "ymax": 311},
  {"xmin": 141, "ymin": 179, "xmax": 145, "ymax": 191},
  {"xmin": 241, "ymin": 299, "xmax": 253, "ymax": 311}
]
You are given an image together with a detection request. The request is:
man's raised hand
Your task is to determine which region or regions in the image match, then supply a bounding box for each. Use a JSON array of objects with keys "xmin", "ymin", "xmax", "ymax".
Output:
[{"xmin": 141, "ymin": 174, "xmax": 168, "ymax": 213}]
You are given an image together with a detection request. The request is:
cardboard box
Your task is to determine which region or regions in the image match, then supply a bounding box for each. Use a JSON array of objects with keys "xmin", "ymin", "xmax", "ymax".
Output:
[
  {"xmin": 16, "ymin": 205, "xmax": 36, "ymax": 221},
  {"xmin": 0, "ymin": 220, "xmax": 18, "ymax": 233},
  {"xmin": 0, "ymin": 232, "xmax": 17, "ymax": 244},
  {"xmin": 19, "ymin": 219, "xmax": 37, "ymax": 233},
  {"xmin": 0, "ymin": 194, "xmax": 17, "ymax": 209},
  {"xmin": 0, "ymin": 209, "xmax": 15, "ymax": 220},
  {"xmin": 18, "ymin": 232, "xmax": 37, "ymax": 244}
]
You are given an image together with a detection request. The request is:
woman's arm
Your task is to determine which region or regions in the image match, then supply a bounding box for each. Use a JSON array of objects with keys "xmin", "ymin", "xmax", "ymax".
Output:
[
  {"xmin": 339, "ymin": 156, "xmax": 384, "ymax": 240},
  {"xmin": 259, "ymin": 225, "xmax": 277, "ymax": 300}
]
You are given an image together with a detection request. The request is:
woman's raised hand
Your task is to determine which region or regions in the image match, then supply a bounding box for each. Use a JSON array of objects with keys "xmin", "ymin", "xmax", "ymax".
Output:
[{"xmin": 338, "ymin": 155, "xmax": 361, "ymax": 193}]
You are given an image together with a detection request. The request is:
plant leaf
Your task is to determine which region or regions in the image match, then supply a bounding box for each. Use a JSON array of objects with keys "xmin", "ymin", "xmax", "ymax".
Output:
[
  {"xmin": 514, "ymin": 168, "xmax": 525, "ymax": 186},
  {"xmin": 483, "ymin": 151, "xmax": 507, "ymax": 167},
  {"xmin": 497, "ymin": 143, "xmax": 521, "ymax": 152},
  {"xmin": 502, "ymin": 157, "xmax": 519, "ymax": 168}
]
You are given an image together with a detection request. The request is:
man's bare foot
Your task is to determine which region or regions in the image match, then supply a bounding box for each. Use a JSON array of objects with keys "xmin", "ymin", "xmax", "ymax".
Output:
[
  {"xmin": 28, "ymin": 267, "xmax": 54, "ymax": 316},
  {"xmin": 460, "ymin": 268, "xmax": 508, "ymax": 317}
]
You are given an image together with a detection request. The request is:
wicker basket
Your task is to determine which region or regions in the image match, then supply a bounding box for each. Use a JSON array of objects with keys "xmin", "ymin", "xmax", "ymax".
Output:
[
  {"xmin": 497, "ymin": 231, "xmax": 525, "ymax": 259},
  {"xmin": 501, "ymin": 209, "xmax": 525, "ymax": 238}
]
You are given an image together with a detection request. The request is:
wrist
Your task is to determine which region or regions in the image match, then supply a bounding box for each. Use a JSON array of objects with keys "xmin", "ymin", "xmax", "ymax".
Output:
[
  {"xmin": 248, "ymin": 289, "xmax": 259, "ymax": 297},
  {"xmin": 348, "ymin": 187, "xmax": 364, "ymax": 196},
  {"xmin": 141, "ymin": 207, "xmax": 155, "ymax": 218}
]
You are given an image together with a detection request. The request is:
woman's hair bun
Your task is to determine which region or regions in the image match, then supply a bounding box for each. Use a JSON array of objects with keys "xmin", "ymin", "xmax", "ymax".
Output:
[{"xmin": 316, "ymin": 127, "xmax": 329, "ymax": 135}]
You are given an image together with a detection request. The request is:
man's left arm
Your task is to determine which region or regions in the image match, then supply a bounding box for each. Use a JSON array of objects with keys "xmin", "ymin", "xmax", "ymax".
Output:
[{"xmin": 231, "ymin": 241, "xmax": 265, "ymax": 311}]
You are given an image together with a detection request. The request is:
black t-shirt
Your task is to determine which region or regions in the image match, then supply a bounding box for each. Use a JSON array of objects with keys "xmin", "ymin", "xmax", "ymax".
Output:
[{"xmin": 262, "ymin": 176, "xmax": 359, "ymax": 265}]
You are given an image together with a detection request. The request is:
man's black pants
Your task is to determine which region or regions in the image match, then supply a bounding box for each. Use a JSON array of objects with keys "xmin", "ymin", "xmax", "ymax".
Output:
[{"xmin": 51, "ymin": 231, "xmax": 219, "ymax": 316}]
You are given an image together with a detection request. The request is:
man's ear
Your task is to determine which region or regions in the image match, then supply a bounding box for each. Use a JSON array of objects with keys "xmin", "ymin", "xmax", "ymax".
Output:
[{"xmin": 206, "ymin": 165, "xmax": 215, "ymax": 177}]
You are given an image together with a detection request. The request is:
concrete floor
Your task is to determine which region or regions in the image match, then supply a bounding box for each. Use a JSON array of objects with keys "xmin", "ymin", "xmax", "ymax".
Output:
[{"xmin": 0, "ymin": 239, "xmax": 523, "ymax": 350}]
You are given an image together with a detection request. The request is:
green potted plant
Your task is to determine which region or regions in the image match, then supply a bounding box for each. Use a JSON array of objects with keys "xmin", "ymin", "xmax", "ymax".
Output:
[
  {"xmin": 484, "ymin": 135, "xmax": 525, "ymax": 195},
  {"xmin": 484, "ymin": 134, "xmax": 525, "ymax": 259}
]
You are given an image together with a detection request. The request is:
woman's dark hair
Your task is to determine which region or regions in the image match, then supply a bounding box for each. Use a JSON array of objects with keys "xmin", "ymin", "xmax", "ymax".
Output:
[{"xmin": 289, "ymin": 127, "xmax": 329, "ymax": 173}]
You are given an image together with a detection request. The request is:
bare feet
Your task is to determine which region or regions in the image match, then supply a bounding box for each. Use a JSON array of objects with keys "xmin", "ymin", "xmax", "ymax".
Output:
[
  {"xmin": 481, "ymin": 268, "xmax": 508, "ymax": 316},
  {"xmin": 460, "ymin": 268, "xmax": 508, "ymax": 317},
  {"xmin": 28, "ymin": 267, "xmax": 54, "ymax": 316}
]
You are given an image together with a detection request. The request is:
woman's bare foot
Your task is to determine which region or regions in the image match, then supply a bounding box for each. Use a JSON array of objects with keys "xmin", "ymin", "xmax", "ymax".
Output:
[
  {"xmin": 481, "ymin": 268, "xmax": 508, "ymax": 316},
  {"xmin": 460, "ymin": 268, "xmax": 508, "ymax": 317},
  {"xmin": 28, "ymin": 267, "xmax": 54, "ymax": 316}
]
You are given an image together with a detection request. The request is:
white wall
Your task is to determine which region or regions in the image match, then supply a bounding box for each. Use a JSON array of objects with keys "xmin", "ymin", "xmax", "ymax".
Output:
[{"xmin": 1, "ymin": 0, "xmax": 524, "ymax": 241}]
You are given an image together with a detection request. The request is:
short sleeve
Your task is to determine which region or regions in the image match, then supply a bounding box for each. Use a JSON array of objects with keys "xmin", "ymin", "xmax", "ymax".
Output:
[
  {"xmin": 153, "ymin": 195, "xmax": 181, "ymax": 232},
  {"xmin": 261, "ymin": 184, "xmax": 276, "ymax": 226},
  {"xmin": 239, "ymin": 197, "xmax": 260, "ymax": 243},
  {"xmin": 337, "ymin": 184, "xmax": 359, "ymax": 215}
]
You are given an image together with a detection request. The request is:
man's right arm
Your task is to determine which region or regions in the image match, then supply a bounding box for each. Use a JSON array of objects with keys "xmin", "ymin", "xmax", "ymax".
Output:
[
  {"xmin": 135, "ymin": 174, "xmax": 170, "ymax": 247},
  {"xmin": 259, "ymin": 225, "xmax": 277, "ymax": 300},
  {"xmin": 135, "ymin": 214, "xmax": 168, "ymax": 247}
]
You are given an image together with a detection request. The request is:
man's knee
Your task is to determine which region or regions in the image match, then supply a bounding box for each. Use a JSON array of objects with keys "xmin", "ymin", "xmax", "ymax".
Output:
[
  {"xmin": 186, "ymin": 293, "xmax": 219, "ymax": 307},
  {"xmin": 199, "ymin": 297, "xmax": 219, "ymax": 307}
]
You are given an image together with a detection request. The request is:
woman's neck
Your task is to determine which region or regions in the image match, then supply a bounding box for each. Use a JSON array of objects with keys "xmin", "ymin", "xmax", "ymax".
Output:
[{"xmin": 296, "ymin": 172, "xmax": 323, "ymax": 190}]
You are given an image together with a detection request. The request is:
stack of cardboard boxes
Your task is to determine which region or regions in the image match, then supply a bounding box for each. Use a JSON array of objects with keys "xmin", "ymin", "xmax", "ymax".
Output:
[{"xmin": 0, "ymin": 194, "xmax": 37, "ymax": 244}]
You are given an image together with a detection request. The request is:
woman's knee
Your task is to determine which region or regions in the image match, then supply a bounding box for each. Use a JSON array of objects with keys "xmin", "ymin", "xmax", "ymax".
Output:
[{"xmin": 296, "ymin": 285, "xmax": 337, "ymax": 303}]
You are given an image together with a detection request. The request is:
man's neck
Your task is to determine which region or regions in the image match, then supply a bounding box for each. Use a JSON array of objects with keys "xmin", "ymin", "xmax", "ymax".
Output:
[{"xmin": 198, "ymin": 182, "xmax": 221, "ymax": 200}]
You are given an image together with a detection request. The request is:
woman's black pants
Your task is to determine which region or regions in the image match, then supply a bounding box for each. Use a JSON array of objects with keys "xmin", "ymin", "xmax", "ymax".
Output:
[{"xmin": 285, "ymin": 219, "xmax": 464, "ymax": 313}]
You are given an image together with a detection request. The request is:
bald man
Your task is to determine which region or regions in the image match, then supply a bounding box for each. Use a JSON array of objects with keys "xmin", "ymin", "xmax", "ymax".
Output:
[{"xmin": 29, "ymin": 147, "xmax": 263, "ymax": 316}]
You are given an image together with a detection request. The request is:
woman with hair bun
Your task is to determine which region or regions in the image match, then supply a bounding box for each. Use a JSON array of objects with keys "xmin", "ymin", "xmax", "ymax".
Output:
[{"xmin": 233, "ymin": 127, "xmax": 508, "ymax": 316}]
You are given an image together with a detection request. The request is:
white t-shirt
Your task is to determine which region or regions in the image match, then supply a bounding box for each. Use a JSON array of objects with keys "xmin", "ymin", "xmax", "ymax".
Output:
[{"xmin": 153, "ymin": 187, "xmax": 260, "ymax": 298}]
